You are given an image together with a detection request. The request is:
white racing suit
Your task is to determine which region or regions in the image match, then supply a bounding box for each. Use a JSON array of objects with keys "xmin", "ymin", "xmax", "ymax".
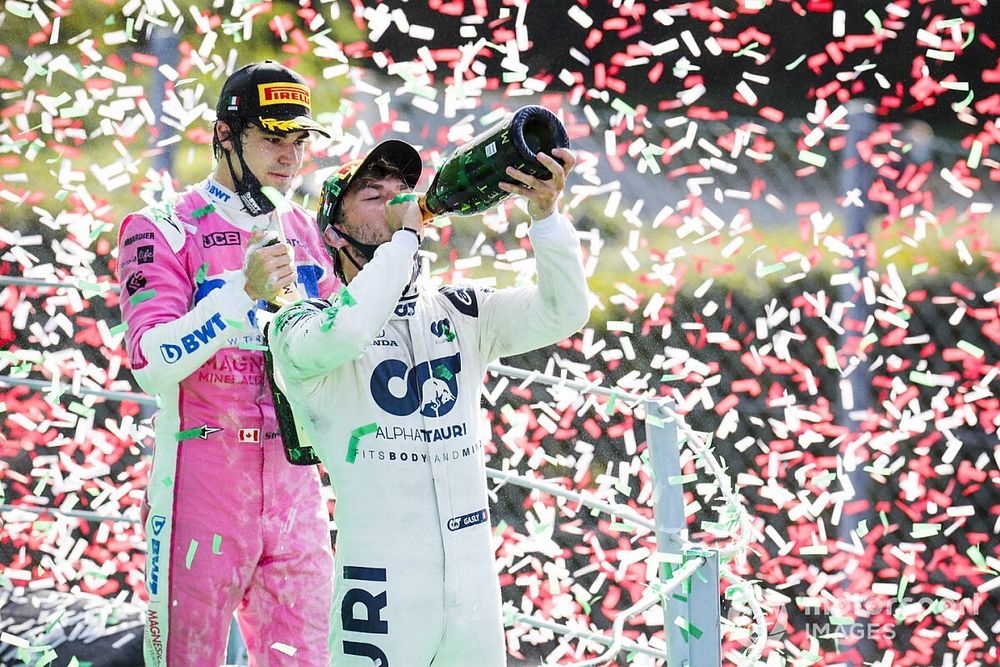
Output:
[{"xmin": 269, "ymin": 213, "xmax": 589, "ymax": 665}]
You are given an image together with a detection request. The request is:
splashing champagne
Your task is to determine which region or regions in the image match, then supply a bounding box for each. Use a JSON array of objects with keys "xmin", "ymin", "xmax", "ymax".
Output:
[{"xmin": 418, "ymin": 105, "xmax": 570, "ymax": 220}]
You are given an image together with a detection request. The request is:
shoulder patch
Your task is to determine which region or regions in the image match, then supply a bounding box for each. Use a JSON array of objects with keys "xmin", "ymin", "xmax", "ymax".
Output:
[
  {"xmin": 439, "ymin": 285, "xmax": 479, "ymax": 318},
  {"xmin": 136, "ymin": 200, "xmax": 186, "ymax": 253}
]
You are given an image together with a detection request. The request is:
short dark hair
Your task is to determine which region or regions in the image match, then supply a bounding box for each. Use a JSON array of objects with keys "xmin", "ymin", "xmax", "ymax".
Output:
[{"xmin": 212, "ymin": 119, "xmax": 247, "ymax": 159}]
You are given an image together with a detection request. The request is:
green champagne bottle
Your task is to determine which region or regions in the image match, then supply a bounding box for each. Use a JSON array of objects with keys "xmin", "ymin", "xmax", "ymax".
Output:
[{"xmin": 419, "ymin": 105, "xmax": 570, "ymax": 219}]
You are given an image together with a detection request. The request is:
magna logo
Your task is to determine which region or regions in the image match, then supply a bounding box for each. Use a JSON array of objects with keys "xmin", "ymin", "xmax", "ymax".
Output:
[
  {"xmin": 447, "ymin": 508, "xmax": 487, "ymax": 531},
  {"xmin": 370, "ymin": 353, "xmax": 461, "ymax": 418},
  {"xmin": 160, "ymin": 313, "xmax": 227, "ymax": 364}
]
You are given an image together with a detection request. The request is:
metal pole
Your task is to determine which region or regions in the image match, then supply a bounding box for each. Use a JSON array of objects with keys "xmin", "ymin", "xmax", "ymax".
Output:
[
  {"xmin": 645, "ymin": 402, "xmax": 721, "ymax": 666},
  {"xmin": 836, "ymin": 100, "xmax": 876, "ymax": 661},
  {"xmin": 148, "ymin": 27, "xmax": 179, "ymax": 175}
]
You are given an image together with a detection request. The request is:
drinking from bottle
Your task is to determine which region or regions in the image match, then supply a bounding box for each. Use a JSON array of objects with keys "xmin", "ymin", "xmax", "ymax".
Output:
[{"xmin": 419, "ymin": 104, "xmax": 570, "ymax": 220}]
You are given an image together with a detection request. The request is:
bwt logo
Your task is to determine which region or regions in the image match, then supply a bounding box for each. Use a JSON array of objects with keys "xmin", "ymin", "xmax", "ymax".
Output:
[
  {"xmin": 148, "ymin": 537, "xmax": 161, "ymax": 595},
  {"xmin": 370, "ymin": 353, "xmax": 461, "ymax": 418},
  {"xmin": 202, "ymin": 231, "xmax": 241, "ymax": 248},
  {"xmin": 160, "ymin": 313, "xmax": 227, "ymax": 364},
  {"xmin": 447, "ymin": 509, "xmax": 487, "ymax": 532},
  {"xmin": 206, "ymin": 182, "xmax": 231, "ymax": 202}
]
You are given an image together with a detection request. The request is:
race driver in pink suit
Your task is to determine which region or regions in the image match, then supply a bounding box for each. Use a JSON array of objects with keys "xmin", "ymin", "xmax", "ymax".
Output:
[{"xmin": 117, "ymin": 61, "xmax": 337, "ymax": 666}]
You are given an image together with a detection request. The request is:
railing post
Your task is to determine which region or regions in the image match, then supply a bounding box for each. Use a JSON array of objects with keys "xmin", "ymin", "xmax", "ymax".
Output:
[{"xmin": 645, "ymin": 402, "xmax": 721, "ymax": 667}]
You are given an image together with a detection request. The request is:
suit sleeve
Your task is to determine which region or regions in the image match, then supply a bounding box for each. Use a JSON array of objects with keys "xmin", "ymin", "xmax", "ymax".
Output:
[
  {"xmin": 269, "ymin": 230, "xmax": 419, "ymax": 382},
  {"xmin": 476, "ymin": 212, "xmax": 590, "ymax": 363},
  {"xmin": 117, "ymin": 213, "xmax": 255, "ymax": 395}
]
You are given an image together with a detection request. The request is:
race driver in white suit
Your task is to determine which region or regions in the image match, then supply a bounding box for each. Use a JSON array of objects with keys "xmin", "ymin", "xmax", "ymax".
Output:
[{"xmin": 268, "ymin": 139, "xmax": 589, "ymax": 665}]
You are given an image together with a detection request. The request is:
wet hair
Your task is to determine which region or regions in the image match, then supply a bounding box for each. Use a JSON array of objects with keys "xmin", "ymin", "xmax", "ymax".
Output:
[{"xmin": 330, "ymin": 157, "xmax": 410, "ymax": 283}]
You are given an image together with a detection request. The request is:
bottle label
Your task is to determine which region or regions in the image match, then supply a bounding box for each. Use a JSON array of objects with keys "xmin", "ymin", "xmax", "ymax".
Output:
[{"xmin": 485, "ymin": 141, "xmax": 497, "ymax": 157}]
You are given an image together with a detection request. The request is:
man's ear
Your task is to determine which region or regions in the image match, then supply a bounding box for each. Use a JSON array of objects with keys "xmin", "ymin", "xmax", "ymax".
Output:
[
  {"xmin": 216, "ymin": 121, "xmax": 234, "ymax": 151},
  {"xmin": 324, "ymin": 226, "xmax": 349, "ymax": 249}
]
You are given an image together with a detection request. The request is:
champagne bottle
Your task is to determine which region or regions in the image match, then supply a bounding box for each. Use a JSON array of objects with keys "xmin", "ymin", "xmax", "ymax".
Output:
[
  {"xmin": 259, "ymin": 230, "xmax": 323, "ymax": 466},
  {"xmin": 419, "ymin": 105, "xmax": 570, "ymax": 220}
]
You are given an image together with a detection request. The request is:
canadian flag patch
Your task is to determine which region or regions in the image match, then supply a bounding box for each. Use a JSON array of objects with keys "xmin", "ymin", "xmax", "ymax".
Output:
[{"xmin": 238, "ymin": 428, "xmax": 260, "ymax": 443}]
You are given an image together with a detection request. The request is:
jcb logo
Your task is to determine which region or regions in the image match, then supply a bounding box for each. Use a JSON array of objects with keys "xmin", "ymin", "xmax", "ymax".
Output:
[{"xmin": 202, "ymin": 231, "xmax": 241, "ymax": 248}]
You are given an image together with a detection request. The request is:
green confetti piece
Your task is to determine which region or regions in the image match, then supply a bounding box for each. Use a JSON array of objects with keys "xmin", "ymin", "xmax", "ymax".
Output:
[
  {"xmin": 109, "ymin": 321, "xmax": 128, "ymax": 336},
  {"xmin": 758, "ymin": 261, "xmax": 786, "ymax": 276},
  {"xmin": 911, "ymin": 523, "xmax": 941, "ymax": 538},
  {"xmin": 967, "ymin": 545, "xmax": 988, "ymax": 570},
  {"xmin": 389, "ymin": 193, "xmax": 419, "ymax": 205},
  {"xmin": 339, "ymin": 287, "xmax": 357, "ymax": 307},
  {"xmin": 610, "ymin": 98, "xmax": 637, "ymax": 117},
  {"xmin": 68, "ymin": 401, "xmax": 95, "ymax": 418},
  {"xmin": 962, "ymin": 26, "xmax": 975, "ymax": 48},
  {"xmin": 897, "ymin": 575, "xmax": 909, "ymax": 603},
  {"xmin": 911, "ymin": 262, "xmax": 928, "ymax": 275},
  {"xmin": 238, "ymin": 342, "xmax": 268, "ymax": 351},
  {"xmin": 855, "ymin": 519, "xmax": 869, "ymax": 538},
  {"xmin": 434, "ymin": 365, "xmax": 453, "ymax": 381},
  {"xmin": 33, "ymin": 472, "xmax": 49, "ymax": 496},
  {"xmin": 668, "ymin": 473, "xmax": 698, "ymax": 485},
  {"xmin": 185, "ymin": 539, "xmax": 198, "ymax": 569},
  {"xmin": 212, "ymin": 534, "xmax": 222, "ymax": 555},
  {"xmin": 346, "ymin": 423, "xmax": 378, "ymax": 464},
  {"xmin": 967, "ymin": 140, "xmax": 983, "ymax": 169},
  {"xmin": 195, "ymin": 262, "xmax": 209, "ymax": 284},
  {"xmin": 55, "ymin": 190, "xmax": 69, "ymax": 201},
  {"xmin": 602, "ymin": 391, "xmax": 618, "ymax": 417},
  {"xmin": 129, "ymin": 289, "xmax": 157, "ymax": 306},
  {"xmin": 494, "ymin": 519, "xmax": 507, "ymax": 536},
  {"xmin": 673, "ymin": 615, "xmax": 703, "ymax": 641},
  {"xmin": 480, "ymin": 107, "xmax": 508, "ymax": 126},
  {"xmin": 864, "ymin": 9, "xmax": 882, "ymax": 33},
  {"xmin": 957, "ymin": 340, "xmax": 985, "ymax": 359},
  {"xmin": 8, "ymin": 2, "xmax": 34, "ymax": 18},
  {"xmin": 190, "ymin": 203, "xmax": 215, "ymax": 219},
  {"xmin": 43, "ymin": 609, "xmax": 65, "ymax": 634},
  {"xmin": 953, "ymin": 90, "xmax": 974, "ymax": 111},
  {"xmin": 798, "ymin": 149, "xmax": 827, "ymax": 168},
  {"xmin": 734, "ymin": 41, "xmax": 760, "ymax": 58},
  {"xmin": 223, "ymin": 318, "xmax": 245, "ymax": 330}
]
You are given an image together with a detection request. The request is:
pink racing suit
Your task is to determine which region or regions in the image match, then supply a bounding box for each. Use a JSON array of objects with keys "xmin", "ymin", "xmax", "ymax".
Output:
[{"xmin": 117, "ymin": 178, "xmax": 337, "ymax": 666}]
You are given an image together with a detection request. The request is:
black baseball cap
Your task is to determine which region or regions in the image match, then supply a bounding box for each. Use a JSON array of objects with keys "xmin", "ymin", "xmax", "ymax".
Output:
[
  {"xmin": 317, "ymin": 140, "xmax": 422, "ymax": 231},
  {"xmin": 216, "ymin": 61, "xmax": 330, "ymax": 137}
]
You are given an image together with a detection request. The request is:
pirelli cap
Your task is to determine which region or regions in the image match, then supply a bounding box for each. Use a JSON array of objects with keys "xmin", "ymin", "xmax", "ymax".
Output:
[
  {"xmin": 216, "ymin": 61, "xmax": 330, "ymax": 137},
  {"xmin": 317, "ymin": 140, "xmax": 422, "ymax": 232}
]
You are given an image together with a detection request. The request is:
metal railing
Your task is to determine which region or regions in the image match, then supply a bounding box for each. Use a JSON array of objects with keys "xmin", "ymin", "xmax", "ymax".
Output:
[{"xmin": 0, "ymin": 275, "xmax": 770, "ymax": 665}]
